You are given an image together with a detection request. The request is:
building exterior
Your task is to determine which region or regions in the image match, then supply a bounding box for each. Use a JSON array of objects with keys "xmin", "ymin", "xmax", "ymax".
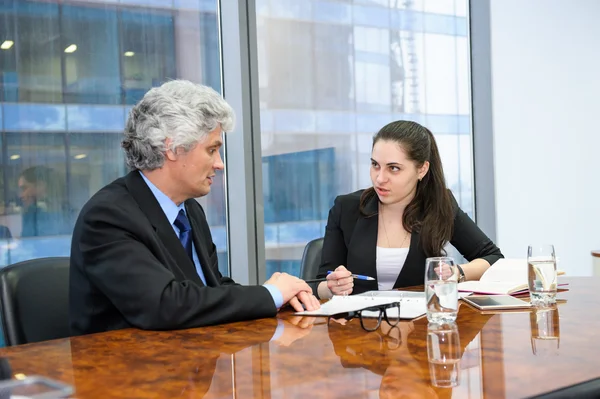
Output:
[{"xmin": 0, "ymin": 0, "xmax": 472, "ymax": 278}]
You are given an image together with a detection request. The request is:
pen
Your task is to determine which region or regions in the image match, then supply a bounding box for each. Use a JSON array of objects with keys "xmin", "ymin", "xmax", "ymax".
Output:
[{"xmin": 304, "ymin": 272, "xmax": 375, "ymax": 284}]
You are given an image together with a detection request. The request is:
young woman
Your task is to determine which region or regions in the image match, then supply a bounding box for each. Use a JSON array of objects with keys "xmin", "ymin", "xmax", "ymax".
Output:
[{"xmin": 316, "ymin": 120, "xmax": 503, "ymax": 299}]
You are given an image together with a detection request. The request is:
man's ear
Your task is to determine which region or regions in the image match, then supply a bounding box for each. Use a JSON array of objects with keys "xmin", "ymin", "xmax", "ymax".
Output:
[{"xmin": 165, "ymin": 138, "xmax": 178, "ymax": 161}]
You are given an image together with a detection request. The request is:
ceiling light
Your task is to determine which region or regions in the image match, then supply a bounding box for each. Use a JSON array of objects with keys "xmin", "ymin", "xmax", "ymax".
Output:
[
  {"xmin": 74, "ymin": 154, "xmax": 87, "ymax": 160},
  {"xmin": 1, "ymin": 40, "xmax": 13, "ymax": 50},
  {"xmin": 64, "ymin": 44, "xmax": 77, "ymax": 53},
  {"xmin": 9, "ymin": 154, "xmax": 20, "ymax": 160},
  {"xmin": 124, "ymin": 51, "xmax": 135, "ymax": 57}
]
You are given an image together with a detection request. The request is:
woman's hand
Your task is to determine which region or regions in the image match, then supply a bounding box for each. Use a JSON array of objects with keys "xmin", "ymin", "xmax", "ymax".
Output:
[{"xmin": 326, "ymin": 265, "xmax": 354, "ymax": 296}]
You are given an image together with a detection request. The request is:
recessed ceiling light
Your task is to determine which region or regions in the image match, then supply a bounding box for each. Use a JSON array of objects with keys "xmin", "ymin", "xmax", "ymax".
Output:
[
  {"xmin": 74, "ymin": 154, "xmax": 87, "ymax": 160},
  {"xmin": 9, "ymin": 154, "xmax": 20, "ymax": 160},
  {"xmin": 124, "ymin": 51, "xmax": 135, "ymax": 57},
  {"xmin": 64, "ymin": 44, "xmax": 77, "ymax": 53},
  {"xmin": 1, "ymin": 40, "xmax": 14, "ymax": 50}
]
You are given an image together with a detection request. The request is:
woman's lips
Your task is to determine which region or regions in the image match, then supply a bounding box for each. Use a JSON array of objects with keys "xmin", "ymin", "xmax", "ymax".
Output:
[{"xmin": 375, "ymin": 187, "xmax": 390, "ymax": 196}]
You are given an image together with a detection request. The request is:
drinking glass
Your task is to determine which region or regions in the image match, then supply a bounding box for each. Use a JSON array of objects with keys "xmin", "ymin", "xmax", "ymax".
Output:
[
  {"xmin": 527, "ymin": 245, "xmax": 557, "ymax": 306},
  {"xmin": 425, "ymin": 256, "xmax": 459, "ymax": 323}
]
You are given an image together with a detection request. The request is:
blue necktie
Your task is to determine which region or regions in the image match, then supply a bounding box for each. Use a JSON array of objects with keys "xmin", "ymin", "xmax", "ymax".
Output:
[{"xmin": 174, "ymin": 209, "xmax": 193, "ymax": 261}]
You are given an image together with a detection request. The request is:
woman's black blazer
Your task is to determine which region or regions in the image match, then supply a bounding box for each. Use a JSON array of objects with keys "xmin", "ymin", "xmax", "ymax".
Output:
[{"xmin": 316, "ymin": 189, "xmax": 503, "ymax": 296}]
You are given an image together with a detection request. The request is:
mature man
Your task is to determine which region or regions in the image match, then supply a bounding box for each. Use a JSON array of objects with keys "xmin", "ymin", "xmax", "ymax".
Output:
[{"xmin": 70, "ymin": 80, "xmax": 319, "ymax": 335}]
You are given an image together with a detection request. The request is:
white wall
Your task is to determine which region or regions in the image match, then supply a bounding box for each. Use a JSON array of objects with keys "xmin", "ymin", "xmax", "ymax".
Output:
[{"xmin": 490, "ymin": 0, "xmax": 600, "ymax": 275}]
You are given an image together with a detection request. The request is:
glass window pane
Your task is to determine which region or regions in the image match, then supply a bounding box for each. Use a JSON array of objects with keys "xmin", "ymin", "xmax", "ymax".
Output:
[
  {"xmin": 0, "ymin": 2, "xmax": 227, "ymax": 280},
  {"xmin": 257, "ymin": 0, "xmax": 474, "ymax": 277},
  {"xmin": 2, "ymin": 132, "xmax": 73, "ymax": 261},
  {"xmin": 67, "ymin": 133, "xmax": 127, "ymax": 213},
  {"xmin": 15, "ymin": 1, "xmax": 62, "ymax": 103},
  {"xmin": 62, "ymin": 5, "xmax": 121, "ymax": 104},
  {"xmin": 120, "ymin": 8, "xmax": 177, "ymax": 105},
  {"xmin": 0, "ymin": 1, "xmax": 17, "ymax": 102}
]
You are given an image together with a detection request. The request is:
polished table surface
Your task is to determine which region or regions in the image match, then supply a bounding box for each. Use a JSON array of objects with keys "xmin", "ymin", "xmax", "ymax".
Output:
[{"xmin": 1, "ymin": 277, "xmax": 599, "ymax": 398}]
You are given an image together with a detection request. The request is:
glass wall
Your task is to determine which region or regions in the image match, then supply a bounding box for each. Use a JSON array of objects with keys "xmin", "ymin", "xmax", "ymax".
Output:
[
  {"xmin": 256, "ymin": 0, "xmax": 473, "ymax": 276},
  {"xmin": 0, "ymin": 0, "xmax": 228, "ymax": 275}
]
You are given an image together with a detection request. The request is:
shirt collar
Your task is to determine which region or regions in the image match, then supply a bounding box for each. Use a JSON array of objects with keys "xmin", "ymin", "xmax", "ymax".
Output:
[{"xmin": 139, "ymin": 171, "xmax": 185, "ymax": 226}]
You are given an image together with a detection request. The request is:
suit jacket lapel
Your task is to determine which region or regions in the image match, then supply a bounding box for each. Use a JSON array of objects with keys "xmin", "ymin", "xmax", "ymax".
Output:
[
  {"xmin": 394, "ymin": 230, "xmax": 423, "ymax": 287},
  {"xmin": 185, "ymin": 200, "xmax": 220, "ymax": 287},
  {"xmin": 348, "ymin": 194, "xmax": 379, "ymax": 283},
  {"xmin": 358, "ymin": 192, "xmax": 425, "ymax": 288},
  {"xmin": 124, "ymin": 171, "xmax": 204, "ymax": 286}
]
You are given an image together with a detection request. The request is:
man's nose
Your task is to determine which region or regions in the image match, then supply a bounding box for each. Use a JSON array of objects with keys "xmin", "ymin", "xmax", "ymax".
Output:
[{"xmin": 214, "ymin": 151, "xmax": 224, "ymax": 170}]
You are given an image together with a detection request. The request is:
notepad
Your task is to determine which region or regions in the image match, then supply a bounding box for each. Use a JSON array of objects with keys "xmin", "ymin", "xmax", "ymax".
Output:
[
  {"xmin": 358, "ymin": 290, "xmax": 473, "ymax": 299},
  {"xmin": 295, "ymin": 295, "xmax": 426, "ymax": 320},
  {"xmin": 457, "ymin": 258, "xmax": 566, "ymax": 295}
]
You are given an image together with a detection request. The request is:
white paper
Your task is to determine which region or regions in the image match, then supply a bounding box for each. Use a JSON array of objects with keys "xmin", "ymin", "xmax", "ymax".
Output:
[
  {"xmin": 357, "ymin": 290, "xmax": 425, "ymax": 299},
  {"xmin": 295, "ymin": 295, "xmax": 426, "ymax": 320},
  {"xmin": 478, "ymin": 258, "xmax": 529, "ymax": 283}
]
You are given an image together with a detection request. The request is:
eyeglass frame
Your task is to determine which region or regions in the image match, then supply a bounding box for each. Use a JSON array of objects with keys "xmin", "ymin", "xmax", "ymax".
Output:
[{"xmin": 328, "ymin": 302, "xmax": 401, "ymax": 332}]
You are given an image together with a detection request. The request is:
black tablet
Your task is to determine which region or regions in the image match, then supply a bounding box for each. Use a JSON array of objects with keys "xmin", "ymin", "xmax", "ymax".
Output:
[{"xmin": 462, "ymin": 295, "xmax": 532, "ymax": 310}]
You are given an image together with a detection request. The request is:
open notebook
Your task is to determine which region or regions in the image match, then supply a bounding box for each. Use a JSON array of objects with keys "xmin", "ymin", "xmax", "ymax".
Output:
[
  {"xmin": 457, "ymin": 258, "xmax": 566, "ymax": 295},
  {"xmin": 295, "ymin": 294, "xmax": 426, "ymax": 320}
]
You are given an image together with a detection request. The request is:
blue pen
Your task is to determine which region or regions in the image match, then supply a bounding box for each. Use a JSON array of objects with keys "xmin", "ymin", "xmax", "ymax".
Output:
[
  {"xmin": 327, "ymin": 271, "xmax": 376, "ymax": 281},
  {"xmin": 304, "ymin": 272, "xmax": 376, "ymax": 284}
]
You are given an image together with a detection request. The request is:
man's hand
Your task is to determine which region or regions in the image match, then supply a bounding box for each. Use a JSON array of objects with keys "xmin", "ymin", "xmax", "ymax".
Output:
[
  {"xmin": 265, "ymin": 272, "xmax": 319, "ymax": 311},
  {"xmin": 288, "ymin": 290, "xmax": 320, "ymax": 312}
]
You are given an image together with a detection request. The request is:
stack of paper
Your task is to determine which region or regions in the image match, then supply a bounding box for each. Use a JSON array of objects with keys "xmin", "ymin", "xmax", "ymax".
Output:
[{"xmin": 295, "ymin": 294, "xmax": 426, "ymax": 320}]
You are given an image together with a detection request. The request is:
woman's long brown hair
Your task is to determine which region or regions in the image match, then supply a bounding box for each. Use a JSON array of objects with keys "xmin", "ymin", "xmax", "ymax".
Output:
[{"xmin": 359, "ymin": 120, "xmax": 454, "ymax": 257}]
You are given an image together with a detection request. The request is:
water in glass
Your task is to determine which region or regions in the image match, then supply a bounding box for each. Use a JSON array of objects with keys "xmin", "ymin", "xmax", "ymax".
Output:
[
  {"xmin": 527, "ymin": 245, "xmax": 557, "ymax": 306},
  {"xmin": 426, "ymin": 280, "xmax": 458, "ymax": 323}
]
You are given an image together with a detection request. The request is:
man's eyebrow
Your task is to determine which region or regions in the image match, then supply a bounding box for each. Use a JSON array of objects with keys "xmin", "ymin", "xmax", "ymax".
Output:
[{"xmin": 209, "ymin": 140, "xmax": 223, "ymax": 148}]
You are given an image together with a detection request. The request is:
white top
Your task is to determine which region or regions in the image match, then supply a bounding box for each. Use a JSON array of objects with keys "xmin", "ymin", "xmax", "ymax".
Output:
[{"xmin": 376, "ymin": 246, "xmax": 409, "ymax": 290}]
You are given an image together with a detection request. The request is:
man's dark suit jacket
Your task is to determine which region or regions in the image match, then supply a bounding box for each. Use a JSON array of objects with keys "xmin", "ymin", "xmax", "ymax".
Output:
[
  {"xmin": 69, "ymin": 171, "xmax": 277, "ymax": 336},
  {"xmin": 316, "ymin": 189, "xmax": 503, "ymax": 296}
]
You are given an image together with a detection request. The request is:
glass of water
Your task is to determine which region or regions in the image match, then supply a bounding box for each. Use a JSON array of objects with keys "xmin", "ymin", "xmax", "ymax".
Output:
[
  {"xmin": 425, "ymin": 256, "xmax": 459, "ymax": 323},
  {"xmin": 527, "ymin": 245, "xmax": 557, "ymax": 306},
  {"xmin": 427, "ymin": 322, "xmax": 461, "ymax": 388}
]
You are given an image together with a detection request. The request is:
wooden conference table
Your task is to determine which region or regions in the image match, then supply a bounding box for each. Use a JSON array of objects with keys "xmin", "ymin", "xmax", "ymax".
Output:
[{"xmin": 0, "ymin": 277, "xmax": 599, "ymax": 398}]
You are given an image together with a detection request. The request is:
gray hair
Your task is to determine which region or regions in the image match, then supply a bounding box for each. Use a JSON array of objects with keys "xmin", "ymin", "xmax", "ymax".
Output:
[{"xmin": 122, "ymin": 80, "xmax": 235, "ymax": 170}]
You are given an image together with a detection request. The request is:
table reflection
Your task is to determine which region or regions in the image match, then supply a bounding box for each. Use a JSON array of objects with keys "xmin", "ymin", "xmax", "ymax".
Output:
[
  {"xmin": 326, "ymin": 308, "xmax": 494, "ymax": 399},
  {"xmin": 530, "ymin": 305, "xmax": 561, "ymax": 356},
  {"xmin": 427, "ymin": 323, "xmax": 461, "ymax": 388}
]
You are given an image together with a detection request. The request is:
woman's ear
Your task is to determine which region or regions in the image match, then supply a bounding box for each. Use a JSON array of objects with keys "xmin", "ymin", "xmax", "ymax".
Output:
[{"xmin": 418, "ymin": 161, "xmax": 430, "ymax": 180}]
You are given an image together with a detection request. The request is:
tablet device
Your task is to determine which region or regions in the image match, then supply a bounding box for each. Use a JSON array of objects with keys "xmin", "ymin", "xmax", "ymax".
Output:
[{"xmin": 462, "ymin": 295, "xmax": 532, "ymax": 310}]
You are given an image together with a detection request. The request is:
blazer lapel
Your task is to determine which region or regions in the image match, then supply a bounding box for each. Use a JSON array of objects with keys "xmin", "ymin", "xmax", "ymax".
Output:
[
  {"xmin": 394, "ymin": 230, "xmax": 424, "ymax": 287},
  {"xmin": 357, "ymin": 191, "xmax": 426, "ymax": 288},
  {"xmin": 185, "ymin": 201, "xmax": 220, "ymax": 287},
  {"xmin": 124, "ymin": 171, "xmax": 204, "ymax": 286},
  {"xmin": 347, "ymin": 194, "xmax": 379, "ymax": 286}
]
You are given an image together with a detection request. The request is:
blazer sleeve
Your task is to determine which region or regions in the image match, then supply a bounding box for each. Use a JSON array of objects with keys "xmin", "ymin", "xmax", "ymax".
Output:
[
  {"xmin": 316, "ymin": 196, "xmax": 348, "ymax": 283},
  {"xmin": 76, "ymin": 201, "xmax": 277, "ymax": 330},
  {"xmin": 448, "ymin": 192, "xmax": 504, "ymax": 265}
]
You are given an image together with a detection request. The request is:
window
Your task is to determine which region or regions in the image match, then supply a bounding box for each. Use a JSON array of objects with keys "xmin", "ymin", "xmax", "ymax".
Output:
[
  {"xmin": 0, "ymin": 2, "xmax": 228, "ymax": 280},
  {"xmin": 120, "ymin": 9, "xmax": 176, "ymax": 105},
  {"xmin": 14, "ymin": 1, "xmax": 62, "ymax": 103},
  {"xmin": 62, "ymin": 5, "xmax": 121, "ymax": 104},
  {"xmin": 256, "ymin": 0, "xmax": 474, "ymax": 277}
]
